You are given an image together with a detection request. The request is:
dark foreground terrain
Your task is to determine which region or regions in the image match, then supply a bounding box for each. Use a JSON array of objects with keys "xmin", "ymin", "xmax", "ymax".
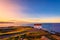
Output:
[{"xmin": 0, "ymin": 26, "xmax": 60, "ymax": 40}]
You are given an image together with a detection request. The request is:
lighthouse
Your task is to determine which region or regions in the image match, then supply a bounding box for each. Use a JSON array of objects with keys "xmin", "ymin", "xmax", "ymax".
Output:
[{"xmin": 34, "ymin": 24, "xmax": 42, "ymax": 29}]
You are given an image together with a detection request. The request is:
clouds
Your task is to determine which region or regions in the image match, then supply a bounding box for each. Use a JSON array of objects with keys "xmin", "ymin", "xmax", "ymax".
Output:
[
  {"xmin": 20, "ymin": 18, "xmax": 60, "ymax": 23},
  {"xmin": 0, "ymin": 0, "xmax": 26, "ymax": 21},
  {"xmin": 0, "ymin": 0, "xmax": 60, "ymax": 23}
]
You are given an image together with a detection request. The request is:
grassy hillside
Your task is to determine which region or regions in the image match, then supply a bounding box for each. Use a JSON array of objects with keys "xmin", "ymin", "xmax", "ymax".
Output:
[{"xmin": 0, "ymin": 26, "xmax": 60, "ymax": 40}]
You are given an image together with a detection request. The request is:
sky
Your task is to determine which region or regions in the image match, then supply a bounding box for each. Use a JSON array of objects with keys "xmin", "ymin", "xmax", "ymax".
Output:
[{"xmin": 0, "ymin": 0, "xmax": 60, "ymax": 23}]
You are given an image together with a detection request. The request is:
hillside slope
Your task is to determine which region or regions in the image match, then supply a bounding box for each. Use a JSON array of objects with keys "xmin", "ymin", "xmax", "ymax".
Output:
[{"xmin": 0, "ymin": 26, "xmax": 60, "ymax": 40}]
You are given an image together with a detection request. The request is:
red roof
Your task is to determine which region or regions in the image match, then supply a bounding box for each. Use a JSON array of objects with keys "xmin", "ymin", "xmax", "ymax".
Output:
[{"xmin": 34, "ymin": 24, "xmax": 42, "ymax": 26}]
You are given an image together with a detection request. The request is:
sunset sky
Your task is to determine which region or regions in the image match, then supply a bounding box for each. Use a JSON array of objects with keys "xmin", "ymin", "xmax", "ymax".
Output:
[{"xmin": 0, "ymin": 0, "xmax": 60, "ymax": 23}]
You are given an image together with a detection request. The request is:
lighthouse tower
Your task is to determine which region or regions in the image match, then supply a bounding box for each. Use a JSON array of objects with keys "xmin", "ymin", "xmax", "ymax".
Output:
[{"xmin": 34, "ymin": 24, "xmax": 42, "ymax": 29}]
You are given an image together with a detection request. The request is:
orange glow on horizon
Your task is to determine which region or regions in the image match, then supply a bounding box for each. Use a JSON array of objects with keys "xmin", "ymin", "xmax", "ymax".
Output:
[
  {"xmin": 0, "ymin": 0, "xmax": 24, "ymax": 21},
  {"xmin": 0, "ymin": 0, "xmax": 60, "ymax": 23},
  {"xmin": 16, "ymin": 18, "xmax": 60, "ymax": 23},
  {"xmin": 0, "ymin": 18, "xmax": 60, "ymax": 23}
]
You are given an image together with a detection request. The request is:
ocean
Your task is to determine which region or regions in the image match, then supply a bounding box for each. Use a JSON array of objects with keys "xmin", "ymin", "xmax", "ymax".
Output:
[
  {"xmin": 0, "ymin": 23, "xmax": 60, "ymax": 32},
  {"xmin": 21, "ymin": 23, "xmax": 60, "ymax": 32}
]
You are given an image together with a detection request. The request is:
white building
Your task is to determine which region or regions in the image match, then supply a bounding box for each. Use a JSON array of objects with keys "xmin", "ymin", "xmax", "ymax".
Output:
[{"xmin": 34, "ymin": 24, "xmax": 42, "ymax": 29}]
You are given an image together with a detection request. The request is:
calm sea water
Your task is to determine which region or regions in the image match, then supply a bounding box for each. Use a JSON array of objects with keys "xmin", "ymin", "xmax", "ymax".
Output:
[
  {"xmin": 42, "ymin": 23, "xmax": 60, "ymax": 32},
  {"xmin": 0, "ymin": 23, "xmax": 60, "ymax": 32},
  {"xmin": 21, "ymin": 23, "xmax": 60, "ymax": 32}
]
